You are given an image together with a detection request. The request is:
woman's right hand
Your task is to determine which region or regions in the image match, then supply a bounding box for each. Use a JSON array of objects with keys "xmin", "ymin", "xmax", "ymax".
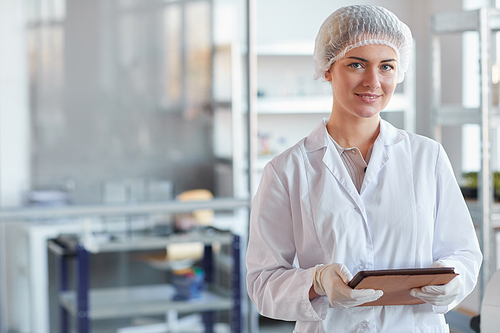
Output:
[{"xmin": 312, "ymin": 263, "xmax": 383, "ymax": 308}]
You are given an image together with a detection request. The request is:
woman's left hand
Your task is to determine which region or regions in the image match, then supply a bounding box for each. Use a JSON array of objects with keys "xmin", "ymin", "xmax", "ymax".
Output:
[{"xmin": 410, "ymin": 261, "xmax": 461, "ymax": 306}]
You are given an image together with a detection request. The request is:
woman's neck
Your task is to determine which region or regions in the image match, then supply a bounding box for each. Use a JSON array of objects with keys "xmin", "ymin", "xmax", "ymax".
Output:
[{"xmin": 326, "ymin": 115, "xmax": 380, "ymax": 159}]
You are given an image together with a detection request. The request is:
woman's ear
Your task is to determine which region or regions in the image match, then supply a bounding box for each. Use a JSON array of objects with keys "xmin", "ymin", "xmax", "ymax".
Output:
[{"xmin": 324, "ymin": 69, "xmax": 332, "ymax": 82}]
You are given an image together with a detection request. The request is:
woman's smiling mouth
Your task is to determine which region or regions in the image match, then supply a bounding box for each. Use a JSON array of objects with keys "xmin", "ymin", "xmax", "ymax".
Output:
[{"xmin": 355, "ymin": 93, "xmax": 381, "ymax": 103}]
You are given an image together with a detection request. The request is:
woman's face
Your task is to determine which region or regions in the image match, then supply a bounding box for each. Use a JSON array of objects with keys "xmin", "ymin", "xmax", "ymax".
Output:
[{"xmin": 325, "ymin": 44, "xmax": 398, "ymax": 121}]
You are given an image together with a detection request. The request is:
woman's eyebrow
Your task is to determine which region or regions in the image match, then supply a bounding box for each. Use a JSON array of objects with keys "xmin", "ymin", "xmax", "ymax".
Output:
[
  {"xmin": 346, "ymin": 56, "xmax": 397, "ymax": 63},
  {"xmin": 346, "ymin": 56, "xmax": 368, "ymax": 62}
]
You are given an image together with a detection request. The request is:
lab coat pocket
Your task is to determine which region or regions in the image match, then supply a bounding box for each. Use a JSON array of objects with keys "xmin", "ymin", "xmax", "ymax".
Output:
[{"xmin": 416, "ymin": 323, "xmax": 449, "ymax": 333}]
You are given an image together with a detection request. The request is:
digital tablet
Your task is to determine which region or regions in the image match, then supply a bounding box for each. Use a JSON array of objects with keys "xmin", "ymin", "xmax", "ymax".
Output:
[{"xmin": 347, "ymin": 267, "xmax": 458, "ymax": 306}]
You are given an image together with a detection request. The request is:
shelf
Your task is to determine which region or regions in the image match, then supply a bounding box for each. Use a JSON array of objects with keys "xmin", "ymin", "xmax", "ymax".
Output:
[
  {"xmin": 432, "ymin": 9, "xmax": 482, "ymax": 34},
  {"xmin": 466, "ymin": 199, "xmax": 500, "ymax": 228},
  {"xmin": 59, "ymin": 284, "xmax": 232, "ymax": 320},
  {"xmin": 79, "ymin": 228, "xmax": 234, "ymax": 253},
  {"xmin": 256, "ymin": 93, "xmax": 411, "ymax": 115},
  {"xmin": 432, "ymin": 8, "xmax": 500, "ymax": 34},
  {"xmin": 0, "ymin": 198, "xmax": 250, "ymax": 221},
  {"xmin": 434, "ymin": 105, "xmax": 480, "ymax": 126},
  {"xmin": 52, "ymin": 231, "xmax": 242, "ymax": 332},
  {"xmin": 257, "ymin": 96, "xmax": 330, "ymax": 114},
  {"xmin": 434, "ymin": 105, "xmax": 500, "ymax": 126}
]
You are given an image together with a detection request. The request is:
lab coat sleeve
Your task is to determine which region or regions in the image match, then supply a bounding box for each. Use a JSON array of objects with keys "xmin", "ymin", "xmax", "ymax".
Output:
[
  {"xmin": 246, "ymin": 161, "xmax": 329, "ymax": 321},
  {"xmin": 432, "ymin": 143, "xmax": 482, "ymax": 313}
]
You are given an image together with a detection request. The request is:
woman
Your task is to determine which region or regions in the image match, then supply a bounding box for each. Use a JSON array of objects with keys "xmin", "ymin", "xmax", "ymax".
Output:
[{"xmin": 246, "ymin": 4, "xmax": 482, "ymax": 333}]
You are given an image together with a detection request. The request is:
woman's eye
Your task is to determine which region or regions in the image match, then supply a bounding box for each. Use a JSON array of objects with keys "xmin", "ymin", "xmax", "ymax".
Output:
[
  {"xmin": 349, "ymin": 63, "xmax": 363, "ymax": 69},
  {"xmin": 381, "ymin": 64, "xmax": 394, "ymax": 71}
]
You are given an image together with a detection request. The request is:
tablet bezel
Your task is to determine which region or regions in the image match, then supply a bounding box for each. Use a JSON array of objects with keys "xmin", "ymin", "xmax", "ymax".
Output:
[{"xmin": 348, "ymin": 267, "xmax": 456, "ymax": 289}]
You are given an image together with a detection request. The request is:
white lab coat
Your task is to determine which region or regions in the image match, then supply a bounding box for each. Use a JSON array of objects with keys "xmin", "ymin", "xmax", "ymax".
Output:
[{"xmin": 246, "ymin": 119, "xmax": 482, "ymax": 333}]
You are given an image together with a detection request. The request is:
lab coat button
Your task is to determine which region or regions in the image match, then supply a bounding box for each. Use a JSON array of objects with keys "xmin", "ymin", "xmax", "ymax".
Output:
[{"xmin": 358, "ymin": 320, "xmax": 369, "ymax": 329}]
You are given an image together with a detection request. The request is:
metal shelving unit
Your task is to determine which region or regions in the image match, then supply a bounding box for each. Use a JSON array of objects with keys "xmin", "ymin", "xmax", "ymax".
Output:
[
  {"xmin": 49, "ymin": 228, "xmax": 242, "ymax": 333},
  {"xmin": 58, "ymin": 284, "xmax": 232, "ymax": 320},
  {"xmin": 431, "ymin": 7, "xmax": 500, "ymax": 299}
]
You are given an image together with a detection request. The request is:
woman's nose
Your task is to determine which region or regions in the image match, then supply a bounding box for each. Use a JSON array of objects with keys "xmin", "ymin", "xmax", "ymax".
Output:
[{"xmin": 362, "ymin": 68, "xmax": 381, "ymax": 89}]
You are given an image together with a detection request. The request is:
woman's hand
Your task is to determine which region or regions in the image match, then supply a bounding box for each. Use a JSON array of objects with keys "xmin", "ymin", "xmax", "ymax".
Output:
[
  {"xmin": 312, "ymin": 263, "xmax": 383, "ymax": 308},
  {"xmin": 410, "ymin": 261, "xmax": 461, "ymax": 306}
]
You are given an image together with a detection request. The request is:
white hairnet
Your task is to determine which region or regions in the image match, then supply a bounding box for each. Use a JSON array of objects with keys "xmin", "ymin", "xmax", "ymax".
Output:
[{"xmin": 313, "ymin": 5, "xmax": 412, "ymax": 83}]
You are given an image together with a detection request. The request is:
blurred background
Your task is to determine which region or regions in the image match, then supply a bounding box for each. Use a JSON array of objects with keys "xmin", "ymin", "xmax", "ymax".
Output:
[{"xmin": 0, "ymin": 0, "xmax": 499, "ymax": 332}]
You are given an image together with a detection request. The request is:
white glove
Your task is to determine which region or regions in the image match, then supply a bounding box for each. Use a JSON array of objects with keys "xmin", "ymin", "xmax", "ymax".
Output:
[
  {"xmin": 312, "ymin": 263, "xmax": 383, "ymax": 308},
  {"xmin": 410, "ymin": 261, "xmax": 461, "ymax": 306}
]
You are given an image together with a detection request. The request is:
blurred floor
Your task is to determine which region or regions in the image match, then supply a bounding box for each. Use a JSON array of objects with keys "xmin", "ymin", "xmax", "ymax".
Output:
[
  {"xmin": 74, "ymin": 311, "xmax": 474, "ymax": 333},
  {"xmin": 258, "ymin": 316, "xmax": 470, "ymax": 333}
]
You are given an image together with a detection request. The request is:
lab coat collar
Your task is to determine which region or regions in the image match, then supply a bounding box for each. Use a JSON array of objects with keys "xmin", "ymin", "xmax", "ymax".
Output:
[
  {"xmin": 304, "ymin": 118, "xmax": 405, "ymax": 153},
  {"xmin": 305, "ymin": 118, "xmax": 406, "ymax": 216},
  {"xmin": 304, "ymin": 119, "xmax": 330, "ymax": 153},
  {"xmin": 378, "ymin": 118, "xmax": 406, "ymax": 146},
  {"xmin": 359, "ymin": 119, "xmax": 405, "ymax": 194}
]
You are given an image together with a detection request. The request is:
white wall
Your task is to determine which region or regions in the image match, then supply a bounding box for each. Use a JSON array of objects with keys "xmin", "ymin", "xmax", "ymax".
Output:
[
  {"xmin": 0, "ymin": 1, "xmax": 30, "ymax": 331},
  {"xmin": 0, "ymin": 0, "xmax": 30, "ymax": 208},
  {"xmin": 257, "ymin": 0, "xmax": 407, "ymax": 45}
]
